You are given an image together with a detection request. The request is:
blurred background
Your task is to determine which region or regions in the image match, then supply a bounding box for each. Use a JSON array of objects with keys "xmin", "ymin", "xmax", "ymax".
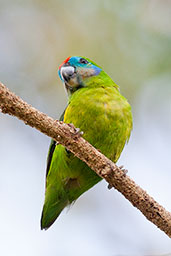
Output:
[{"xmin": 0, "ymin": 0, "xmax": 171, "ymax": 255}]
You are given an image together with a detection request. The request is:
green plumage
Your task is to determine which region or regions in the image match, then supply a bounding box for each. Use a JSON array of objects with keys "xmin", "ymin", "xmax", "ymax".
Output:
[{"xmin": 41, "ymin": 57, "xmax": 132, "ymax": 229}]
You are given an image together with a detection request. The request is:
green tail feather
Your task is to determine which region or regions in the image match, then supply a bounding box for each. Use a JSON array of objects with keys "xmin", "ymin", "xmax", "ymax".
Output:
[{"xmin": 41, "ymin": 197, "xmax": 68, "ymax": 230}]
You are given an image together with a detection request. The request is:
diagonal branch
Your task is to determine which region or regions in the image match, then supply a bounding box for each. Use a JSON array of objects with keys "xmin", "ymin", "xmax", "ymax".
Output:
[{"xmin": 0, "ymin": 81, "xmax": 171, "ymax": 237}]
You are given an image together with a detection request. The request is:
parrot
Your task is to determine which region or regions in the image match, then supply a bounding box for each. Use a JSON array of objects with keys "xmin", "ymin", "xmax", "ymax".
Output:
[{"xmin": 41, "ymin": 56, "xmax": 133, "ymax": 230}]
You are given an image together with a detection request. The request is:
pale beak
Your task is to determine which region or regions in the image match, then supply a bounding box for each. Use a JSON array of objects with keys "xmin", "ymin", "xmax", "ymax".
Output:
[{"xmin": 60, "ymin": 66, "xmax": 76, "ymax": 82}]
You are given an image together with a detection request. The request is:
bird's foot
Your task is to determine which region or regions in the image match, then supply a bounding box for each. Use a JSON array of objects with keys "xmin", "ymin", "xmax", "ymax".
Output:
[
  {"xmin": 107, "ymin": 165, "xmax": 128, "ymax": 190},
  {"xmin": 119, "ymin": 165, "xmax": 128, "ymax": 176},
  {"xmin": 75, "ymin": 127, "xmax": 84, "ymax": 136},
  {"xmin": 68, "ymin": 123, "xmax": 84, "ymax": 138},
  {"xmin": 107, "ymin": 183, "xmax": 113, "ymax": 190}
]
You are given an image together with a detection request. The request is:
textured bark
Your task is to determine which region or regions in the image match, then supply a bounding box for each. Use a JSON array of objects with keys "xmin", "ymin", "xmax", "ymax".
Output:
[{"xmin": 0, "ymin": 81, "xmax": 171, "ymax": 237}]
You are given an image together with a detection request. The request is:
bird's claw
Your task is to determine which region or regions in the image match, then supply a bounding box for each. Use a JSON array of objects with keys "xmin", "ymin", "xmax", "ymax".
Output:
[
  {"xmin": 107, "ymin": 183, "xmax": 113, "ymax": 190},
  {"xmin": 68, "ymin": 123, "xmax": 75, "ymax": 130},
  {"xmin": 119, "ymin": 165, "xmax": 128, "ymax": 176},
  {"xmin": 75, "ymin": 127, "xmax": 84, "ymax": 136},
  {"xmin": 68, "ymin": 123, "xmax": 84, "ymax": 138}
]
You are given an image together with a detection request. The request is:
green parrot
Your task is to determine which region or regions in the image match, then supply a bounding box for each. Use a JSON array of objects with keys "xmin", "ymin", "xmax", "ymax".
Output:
[{"xmin": 41, "ymin": 56, "xmax": 132, "ymax": 230}]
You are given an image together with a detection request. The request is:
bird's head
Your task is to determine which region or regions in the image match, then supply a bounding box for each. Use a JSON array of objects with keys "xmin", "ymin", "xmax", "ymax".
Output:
[{"xmin": 58, "ymin": 56, "xmax": 102, "ymax": 94}]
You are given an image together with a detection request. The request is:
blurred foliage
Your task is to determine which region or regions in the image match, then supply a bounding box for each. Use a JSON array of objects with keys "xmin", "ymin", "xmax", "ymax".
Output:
[{"xmin": 0, "ymin": 0, "xmax": 171, "ymax": 113}]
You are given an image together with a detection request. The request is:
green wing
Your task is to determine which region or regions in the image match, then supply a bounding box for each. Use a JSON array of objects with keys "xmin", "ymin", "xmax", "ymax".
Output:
[
  {"xmin": 41, "ymin": 105, "xmax": 101, "ymax": 230},
  {"xmin": 45, "ymin": 140, "xmax": 56, "ymax": 178},
  {"xmin": 45, "ymin": 108, "xmax": 66, "ymax": 179},
  {"xmin": 41, "ymin": 108, "xmax": 69, "ymax": 230}
]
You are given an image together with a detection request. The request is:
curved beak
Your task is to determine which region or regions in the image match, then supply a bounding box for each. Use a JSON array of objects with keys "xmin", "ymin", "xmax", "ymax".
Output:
[
  {"xmin": 58, "ymin": 62, "xmax": 82, "ymax": 94},
  {"xmin": 60, "ymin": 65, "xmax": 76, "ymax": 82}
]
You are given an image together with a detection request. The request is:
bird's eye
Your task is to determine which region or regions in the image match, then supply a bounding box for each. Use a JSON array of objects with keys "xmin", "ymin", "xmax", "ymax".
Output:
[{"xmin": 79, "ymin": 58, "xmax": 88, "ymax": 64}]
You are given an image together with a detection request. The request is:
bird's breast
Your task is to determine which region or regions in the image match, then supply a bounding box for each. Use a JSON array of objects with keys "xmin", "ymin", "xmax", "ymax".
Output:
[{"xmin": 64, "ymin": 87, "xmax": 132, "ymax": 162}]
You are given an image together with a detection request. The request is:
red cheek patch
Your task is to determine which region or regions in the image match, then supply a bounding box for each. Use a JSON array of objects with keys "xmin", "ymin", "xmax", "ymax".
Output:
[{"xmin": 59, "ymin": 56, "xmax": 71, "ymax": 70}]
